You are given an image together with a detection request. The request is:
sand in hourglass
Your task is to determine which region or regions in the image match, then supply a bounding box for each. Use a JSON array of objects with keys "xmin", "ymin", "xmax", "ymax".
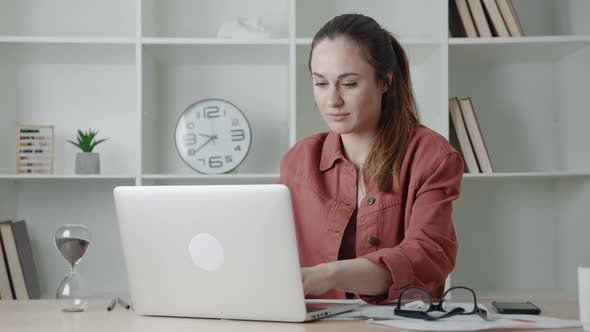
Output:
[{"xmin": 56, "ymin": 238, "xmax": 90, "ymax": 267}]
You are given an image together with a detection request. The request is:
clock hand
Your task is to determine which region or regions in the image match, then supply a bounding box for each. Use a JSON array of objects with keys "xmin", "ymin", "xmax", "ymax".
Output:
[
  {"xmin": 198, "ymin": 133, "xmax": 216, "ymax": 139},
  {"xmin": 192, "ymin": 136, "xmax": 217, "ymax": 154}
]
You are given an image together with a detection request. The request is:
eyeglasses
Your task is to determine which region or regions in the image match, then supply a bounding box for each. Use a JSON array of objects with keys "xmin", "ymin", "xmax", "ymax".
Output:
[{"xmin": 394, "ymin": 286, "xmax": 488, "ymax": 321}]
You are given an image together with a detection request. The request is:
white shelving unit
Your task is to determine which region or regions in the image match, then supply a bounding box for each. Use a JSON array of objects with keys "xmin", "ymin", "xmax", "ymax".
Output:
[
  {"xmin": 0, "ymin": 0, "xmax": 588, "ymax": 300},
  {"xmin": 449, "ymin": 0, "xmax": 590, "ymax": 301}
]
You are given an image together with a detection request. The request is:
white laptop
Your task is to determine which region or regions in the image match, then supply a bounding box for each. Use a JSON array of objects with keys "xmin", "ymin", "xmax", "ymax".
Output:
[{"xmin": 113, "ymin": 184, "xmax": 359, "ymax": 322}]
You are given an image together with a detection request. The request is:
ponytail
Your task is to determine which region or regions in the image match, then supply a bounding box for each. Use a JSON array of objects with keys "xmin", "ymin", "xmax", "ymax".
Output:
[{"xmin": 363, "ymin": 33, "xmax": 419, "ymax": 192}]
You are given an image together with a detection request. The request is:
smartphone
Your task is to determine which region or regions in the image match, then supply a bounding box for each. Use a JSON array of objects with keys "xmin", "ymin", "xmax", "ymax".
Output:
[{"xmin": 491, "ymin": 301, "xmax": 541, "ymax": 315}]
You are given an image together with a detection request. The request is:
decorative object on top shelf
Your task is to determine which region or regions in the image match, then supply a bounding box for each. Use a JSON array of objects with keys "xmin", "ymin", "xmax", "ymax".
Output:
[
  {"xmin": 217, "ymin": 17, "xmax": 271, "ymax": 39},
  {"xmin": 175, "ymin": 98, "xmax": 252, "ymax": 174},
  {"xmin": 16, "ymin": 125, "xmax": 54, "ymax": 175},
  {"xmin": 54, "ymin": 224, "xmax": 90, "ymax": 312},
  {"xmin": 67, "ymin": 129, "xmax": 108, "ymax": 175}
]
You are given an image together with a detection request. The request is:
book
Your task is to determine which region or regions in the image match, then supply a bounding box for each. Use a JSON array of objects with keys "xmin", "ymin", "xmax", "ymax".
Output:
[
  {"xmin": 0, "ymin": 220, "xmax": 41, "ymax": 299},
  {"xmin": 449, "ymin": 98, "xmax": 480, "ymax": 173},
  {"xmin": 449, "ymin": 0, "xmax": 466, "ymax": 37},
  {"xmin": 449, "ymin": 115, "xmax": 471, "ymax": 174},
  {"xmin": 508, "ymin": 0, "xmax": 525, "ymax": 36},
  {"xmin": 458, "ymin": 97, "xmax": 494, "ymax": 173},
  {"xmin": 0, "ymin": 220, "xmax": 15, "ymax": 299},
  {"xmin": 467, "ymin": 0, "xmax": 493, "ymax": 37},
  {"xmin": 496, "ymin": 0, "xmax": 524, "ymax": 36},
  {"xmin": 482, "ymin": 0, "xmax": 510, "ymax": 37},
  {"xmin": 451, "ymin": 0, "xmax": 479, "ymax": 37}
]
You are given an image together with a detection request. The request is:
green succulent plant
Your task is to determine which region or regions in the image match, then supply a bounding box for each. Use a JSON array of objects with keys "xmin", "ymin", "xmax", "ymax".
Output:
[{"xmin": 67, "ymin": 129, "xmax": 108, "ymax": 153}]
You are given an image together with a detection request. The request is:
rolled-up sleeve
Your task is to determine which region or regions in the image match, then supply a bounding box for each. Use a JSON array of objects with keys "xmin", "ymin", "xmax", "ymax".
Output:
[{"xmin": 359, "ymin": 152, "xmax": 463, "ymax": 304}]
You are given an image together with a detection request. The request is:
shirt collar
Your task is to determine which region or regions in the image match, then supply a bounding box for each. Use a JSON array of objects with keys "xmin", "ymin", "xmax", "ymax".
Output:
[{"xmin": 319, "ymin": 132, "xmax": 347, "ymax": 172}]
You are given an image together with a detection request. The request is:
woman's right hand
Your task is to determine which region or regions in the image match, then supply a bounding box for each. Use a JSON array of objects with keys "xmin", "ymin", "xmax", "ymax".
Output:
[{"xmin": 301, "ymin": 263, "xmax": 336, "ymax": 296}]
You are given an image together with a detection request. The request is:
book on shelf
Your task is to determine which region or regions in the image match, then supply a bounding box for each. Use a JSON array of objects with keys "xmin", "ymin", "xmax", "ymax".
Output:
[
  {"xmin": 0, "ymin": 220, "xmax": 15, "ymax": 299},
  {"xmin": 0, "ymin": 220, "xmax": 41, "ymax": 300},
  {"xmin": 467, "ymin": 0, "xmax": 493, "ymax": 37},
  {"xmin": 482, "ymin": 0, "xmax": 510, "ymax": 37},
  {"xmin": 450, "ymin": 0, "xmax": 479, "ymax": 37},
  {"xmin": 450, "ymin": 0, "xmax": 524, "ymax": 38},
  {"xmin": 449, "ymin": 98, "xmax": 480, "ymax": 173},
  {"xmin": 496, "ymin": 0, "xmax": 525, "ymax": 36},
  {"xmin": 458, "ymin": 97, "xmax": 494, "ymax": 173}
]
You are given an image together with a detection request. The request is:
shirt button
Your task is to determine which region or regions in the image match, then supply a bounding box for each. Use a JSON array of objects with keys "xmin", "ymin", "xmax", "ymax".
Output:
[
  {"xmin": 368, "ymin": 236, "xmax": 380, "ymax": 246},
  {"xmin": 367, "ymin": 197, "xmax": 376, "ymax": 206}
]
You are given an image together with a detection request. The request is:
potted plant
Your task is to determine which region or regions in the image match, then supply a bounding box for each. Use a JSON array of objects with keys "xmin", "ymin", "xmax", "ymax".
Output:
[{"xmin": 67, "ymin": 129, "xmax": 108, "ymax": 174}]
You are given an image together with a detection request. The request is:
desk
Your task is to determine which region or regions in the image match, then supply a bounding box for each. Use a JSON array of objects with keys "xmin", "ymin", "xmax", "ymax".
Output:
[{"xmin": 0, "ymin": 299, "xmax": 582, "ymax": 332}]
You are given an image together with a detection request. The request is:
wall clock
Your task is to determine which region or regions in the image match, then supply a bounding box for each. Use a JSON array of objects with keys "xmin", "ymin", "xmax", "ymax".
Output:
[{"xmin": 174, "ymin": 99, "xmax": 252, "ymax": 174}]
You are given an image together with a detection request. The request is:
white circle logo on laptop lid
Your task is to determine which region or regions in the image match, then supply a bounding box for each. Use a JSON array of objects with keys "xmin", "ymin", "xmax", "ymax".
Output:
[{"xmin": 188, "ymin": 233, "xmax": 224, "ymax": 271}]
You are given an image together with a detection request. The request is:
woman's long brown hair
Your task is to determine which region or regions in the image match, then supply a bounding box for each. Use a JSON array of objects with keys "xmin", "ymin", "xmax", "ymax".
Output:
[{"xmin": 309, "ymin": 14, "xmax": 420, "ymax": 192}]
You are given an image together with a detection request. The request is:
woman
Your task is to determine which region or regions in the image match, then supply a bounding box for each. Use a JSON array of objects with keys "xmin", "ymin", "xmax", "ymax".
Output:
[{"xmin": 278, "ymin": 14, "xmax": 463, "ymax": 304}]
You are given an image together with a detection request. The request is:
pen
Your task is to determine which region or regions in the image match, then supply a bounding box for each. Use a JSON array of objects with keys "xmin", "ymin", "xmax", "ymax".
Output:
[
  {"xmin": 117, "ymin": 297, "xmax": 131, "ymax": 310},
  {"xmin": 106, "ymin": 298, "xmax": 117, "ymax": 311}
]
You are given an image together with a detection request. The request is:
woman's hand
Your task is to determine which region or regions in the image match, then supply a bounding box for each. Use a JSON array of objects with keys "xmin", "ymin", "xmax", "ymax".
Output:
[
  {"xmin": 301, "ymin": 259, "xmax": 392, "ymax": 297},
  {"xmin": 301, "ymin": 263, "xmax": 337, "ymax": 296}
]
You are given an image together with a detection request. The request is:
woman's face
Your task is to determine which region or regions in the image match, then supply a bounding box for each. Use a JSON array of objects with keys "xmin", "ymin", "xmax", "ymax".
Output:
[{"xmin": 310, "ymin": 37, "xmax": 388, "ymax": 136}]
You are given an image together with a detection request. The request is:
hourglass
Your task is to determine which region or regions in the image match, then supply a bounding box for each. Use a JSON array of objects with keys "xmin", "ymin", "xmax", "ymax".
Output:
[{"xmin": 54, "ymin": 224, "xmax": 90, "ymax": 312}]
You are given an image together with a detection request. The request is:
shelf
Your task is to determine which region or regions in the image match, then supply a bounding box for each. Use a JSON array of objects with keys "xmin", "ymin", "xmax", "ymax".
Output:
[
  {"xmin": 450, "ymin": 38, "xmax": 590, "ymax": 172},
  {"xmin": 141, "ymin": 173, "xmax": 279, "ymax": 186},
  {"xmin": 142, "ymin": 37, "xmax": 290, "ymax": 46},
  {"xmin": 449, "ymin": 36, "xmax": 590, "ymax": 64},
  {"xmin": 0, "ymin": 42, "xmax": 137, "ymax": 175},
  {"xmin": 142, "ymin": 173, "xmax": 279, "ymax": 180},
  {"xmin": 462, "ymin": 172, "xmax": 590, "ymax": 180},
  {"xmin": 452, "ymin": 178, "xmax": 590, "ymax": 302},
  {"xmin": 296, "ymin": 37, "xmax": 442, "ymax": 46},
  {"xmin": 449, "ymin": 35, "xmax": 590, "ymax": 45},
  {"xmin": 0, "ymin": 174, "xmax": 137, "ymax": 182},
  {"xmin": 0, "ymin": 36, "xmax": 136, "ymax": 45},
  {"xmin": 141, "ymin": 43, "xmax": 289, "ymax": 176},
  {"xmin": 0, "ymin": 174, "xmax": 280, "ymax": 181}
]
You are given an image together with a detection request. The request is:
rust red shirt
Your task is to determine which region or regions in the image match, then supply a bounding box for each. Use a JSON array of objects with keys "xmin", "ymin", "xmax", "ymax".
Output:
[{"xmin": 278, "ymin": 125, "xmax": 463, "ymax": 304}]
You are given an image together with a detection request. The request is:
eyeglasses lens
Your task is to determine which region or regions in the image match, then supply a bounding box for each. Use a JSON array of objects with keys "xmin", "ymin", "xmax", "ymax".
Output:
[{"xmin": 399, "ymin": 288, "xmax": 431, "ymax": 313}]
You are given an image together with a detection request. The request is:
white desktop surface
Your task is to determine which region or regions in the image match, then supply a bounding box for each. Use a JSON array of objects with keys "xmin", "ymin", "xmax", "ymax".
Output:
[{"xmin": 0, "ymin": 299, "xmax": 583, "ymax": 332}]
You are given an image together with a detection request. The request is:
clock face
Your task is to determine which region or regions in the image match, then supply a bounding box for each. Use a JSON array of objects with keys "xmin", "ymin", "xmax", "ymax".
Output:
[{"xmin": 174, "ymin": 99, "xmax": 252, "ymax": 174}]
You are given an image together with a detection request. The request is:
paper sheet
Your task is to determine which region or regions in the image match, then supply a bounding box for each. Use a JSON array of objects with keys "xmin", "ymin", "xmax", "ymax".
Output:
[
  {"xmin": 325, "ymin": 303, "xmax": 582, "ymax": 330},
  {"xmin": 323, "ymin": 305, "xmax": 395, "ymax": 320},
  {"xmin": 370, "ymin": 314, "xmax": 582, "ymax": 331}
]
